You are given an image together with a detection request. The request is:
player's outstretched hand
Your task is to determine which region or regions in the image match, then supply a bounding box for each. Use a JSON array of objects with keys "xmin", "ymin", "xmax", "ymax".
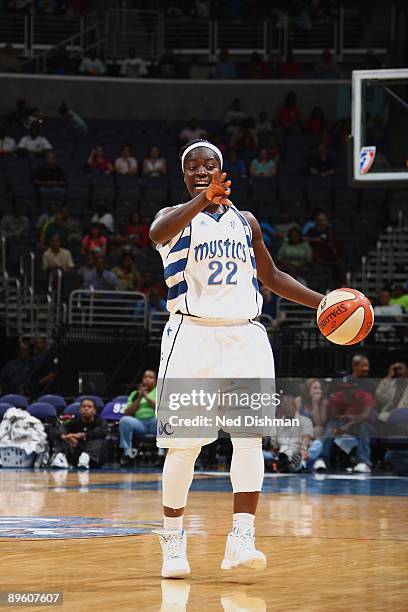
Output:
[{"xmin": 206, "ymin": 170, "xmax": 232, "ymax": 206}]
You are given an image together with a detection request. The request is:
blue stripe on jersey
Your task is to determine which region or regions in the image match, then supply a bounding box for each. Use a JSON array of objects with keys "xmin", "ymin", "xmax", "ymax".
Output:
[
  {"xmin": 169, "ymin": 235, "xmax": 191, "ymax": 254},
  {"xmin": 167, "ymin": 280, "xmax": 188, "ymax": 300},
  {"xmin": 250, "ymin": 255, "xmax": 257, "ymax": 269},
  {"xmin": 164, "ymin": 258, "xmax": 188, "ymax": 280},
  {"xmin": 252, "ymin": 276, "xmax": 260, "ymax": 291}
]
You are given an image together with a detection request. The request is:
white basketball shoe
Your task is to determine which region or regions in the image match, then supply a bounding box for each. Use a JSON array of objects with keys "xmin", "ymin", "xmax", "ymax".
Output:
[
  {"xmin": 221, "ymin": 526, "xmax": 266, "ymax": 571},
  {"xmin": 158, "ymin": 530, "xmax": 191, "ymax": 579}
]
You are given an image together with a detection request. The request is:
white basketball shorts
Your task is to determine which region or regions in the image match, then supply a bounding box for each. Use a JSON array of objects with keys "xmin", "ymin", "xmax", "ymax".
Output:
[{"xmin": 156, "ymin": 313, "xmax": 275, "ymax": 449}]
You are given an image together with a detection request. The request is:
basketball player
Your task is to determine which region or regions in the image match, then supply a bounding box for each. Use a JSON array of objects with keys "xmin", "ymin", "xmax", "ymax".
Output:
[{"xmin": 149, "ymin": 139, "xmax": 324, "ymax": 578}]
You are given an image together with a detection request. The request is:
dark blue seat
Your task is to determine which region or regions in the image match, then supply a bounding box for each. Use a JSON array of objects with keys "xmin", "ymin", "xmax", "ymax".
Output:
[
  {"xmin": 38, "ymin": 394, "xmax": 66, "ymax": 413},
  {"xmin": 75, "ymin": 395, "xmax": 104, "ymax": 410},
  {"xmin": 0, "ymin": 394, "xmax": 28, "ymax": 409},
  {"xmin": 27, "ymin": 402, "xmax": 57, "ymax": 421},
  {"xmin": 100, "ymin": 401, "xmax": 126, "ymax": 421},
  {"xmin": 63, "ymin": 402, "xmax": 81, "ymax": 416}
]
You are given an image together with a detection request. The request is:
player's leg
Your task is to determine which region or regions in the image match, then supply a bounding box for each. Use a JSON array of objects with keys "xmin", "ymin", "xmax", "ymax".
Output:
[
  {"xmin": 221, "ymin": 436, "xmax": 266, "ymax": 570},
  {"xmin": 158, "ymin": 446, "xmax": 201, "ymax": 578}
]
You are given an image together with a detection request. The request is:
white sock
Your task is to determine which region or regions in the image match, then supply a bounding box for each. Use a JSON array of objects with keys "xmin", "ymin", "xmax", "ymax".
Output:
[
  {"xmin": 233, "ymin": 512, "xmax": 255, "ymax": 530},
  {"xmin": 163, "ymin": 515, "xmax": 183, "ymax": 532}
]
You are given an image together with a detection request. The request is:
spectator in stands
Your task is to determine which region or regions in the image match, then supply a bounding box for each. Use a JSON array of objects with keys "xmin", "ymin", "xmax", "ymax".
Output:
[
  {"xmin": 277, "ymin": 227, "xmax": 312, "ymax": 281},
  {"xmin": 250, "ymin": 147, "xmax": 277, "ymax": 177},
  {"xmin": 119, "ymin": 369, "xmax": 157, "ymax": 466},
  {"xmin": 120, "ymin": 46, "xmax": 148, "ymax": 78},
  {"xmin": 255, "ymin": 110, "xmax": 273, "ymax": 144},
  {"xmin": 259, "ymin": 219, "xmax": 275, "ymax": 250},
  {"xmin": 314, "ymin": 381, "xmax": 374, "ymax": 473},
  {"xmin": 295, "ymin": 378, "xmax": 328, "ymax": 439},
  {"xmin": 112, "ymin": 253, "xmax": 142, "ymax": 291},
  {"xmin": 142, "ymin": 145, "xmax": 167, "ymax": 177},
  {"xmin": 302, "ymin": 207, "xmax": 326, "ymax": 236},
  {"xmin": 47, "ymin": 44, "xmax": 72, "ymax": 75},
  {"xmin": 81, "ymin": 223, "xmax": 107, "ymax": 257},
  {"xmin": 0, "ymin": 204, "xmax": 29, "ymax": 238},
  {"xmin": 343, "ymin": 354, "xmax": 376, "ymax": 396},
  {"xmin": 42, "ymin": 235, "xmax": 74, "ymax": 272},
  {"xmin": 0, "ymin": 128, "xmax": 16, "ymax": 155},
  {"xmin": 308, "ymin": 143, "xmax": 335, "ymax": 178},
  {"xmin": 0, "ymin": 340, "xmax": 34, "ymax": 395},
  {"xmin": 115, "ymin": 144, "xmax": 138, "ymax": 176},
  {"xmin": 390, "ymin": 283, "xmax": 408, "ymax": 312},
  {"xmin": 78, "ymin": 253, "xmax": 96, "ymax": 288},
  {"xmin": 277, "ymin": 92, "xmax": 301, "ymax": 132},
  {"xmin": 58, "ymin": 102, "xmax": 88, "ymax": 132},
  {"xmin": 307, "ymin": 219, "xmax": 346, "ymax": 285},
  {"xmin": 373, "ymin": 288, "xmax": 404, "ymax": 335},
  {"xmin": 211, "ymin": 49, "xmax": 237, "ymax": 79},
  {"xmin": 230, "ymin": 118, "xmax": 258, "ymax": 158},
  {"xmin": 61, "ymin": 205, "xmax": 82, "ymax": 242},
  {"xmin": 84, "ymin": 255, "xmax": 120, "ymax": 291},
  {"xmin": 244, "ymin": 51, "xmax": 271, "ymax": 79},
  {"xmin": 27, "ymin": 336, "xmax": 59, "ymax": 397},
  {"xmin": 127, "ymin": 211, "xmax": 150, "ymax": 248},
  {"xmin": 275, "ymin": 209, "xmax": 300, "ymax": 241},
  {"xmin": 17, "ymin": 123, "xmax": 52, "ymax": 157},
  {"xmin": 179, "ymin": 119, "xmax": 207, "ymax": 145},
  {"xmin": 277, "ymin": 49, "xmax": 300, "ymax": 79},
  {"xmin": 304, "ymin": 107, "xmax": 328, "ymax": 136},
  {"xmin": 223, "ymin": 149, "xmax": 247, "ymax": 178},
  {"xmin": 375, "ymin": 362, "xmax": 408, "ymax": 422},
  {"xmin": 50, "ymin": 398, "xmax": 108, "ymax": 469},
  {"xmin": 146, "ymin": 286, "xmax": 167, "ymax": 314},
  {"xmin": 268, "ymin": 134, "xmax": 281, "ymax": 164},
  {"xmin": 36, "ymin": 201, "xmax": 58, "ymax": 232},
  {"xmin": 157, "ymin": 48, "xmax": 177, "ymax": 79},
  {"xmin": 79, "ymin": 50, "xmax": 106, "ymax": 76},
  {"xmin": 87, "ymin": 145, "xmax": 113, "ymax": 175},
  {"xmin": 33, "ymin": 150, "xmax": 66, "ymax": 199},
  {"xmin": 224, "ymin": 98, "xmax": 247, "ymax": 127},
  {"xmin": 314, "ymin": 48, "xmax": 342, "ymax": 79},
  {"xmin": 40, "ymin": 210, "xmax": 69, "ymax": 246},
  {"xmin": 91, "ymin": 203, "xmax": 114, "ymax": 234},
  {"xmin": 0, "ymin": 43, "xmax": 22, "ymax": 73},
  {"xmin": 271, "ymin": 391, "xmax": 314, "ymax": 473},
  {"xmin": 140, "ymin": 271, "xmax": 164, "ymax": 297}
]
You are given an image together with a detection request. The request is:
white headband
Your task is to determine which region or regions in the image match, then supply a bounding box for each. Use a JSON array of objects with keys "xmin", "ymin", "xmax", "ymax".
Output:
[{"xmin": 181, "ymin": 142, "xmax": 223, "ymax": 170}]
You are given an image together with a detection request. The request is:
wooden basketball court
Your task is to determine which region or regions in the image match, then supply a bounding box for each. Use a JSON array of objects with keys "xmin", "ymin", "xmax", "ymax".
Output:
[{"xmin": 0, "ymin": 469, "xmax": 407, "ymax": 611}]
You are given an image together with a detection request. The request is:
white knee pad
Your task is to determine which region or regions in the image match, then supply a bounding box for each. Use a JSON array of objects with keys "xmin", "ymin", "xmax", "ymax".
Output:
[
  {"xmin": 162, "ymin": 447, "xmax": 201, "ymax": 509},
  {"xmin": 230, "ymin": 437, "xmax": 264, "ymax": 493}
]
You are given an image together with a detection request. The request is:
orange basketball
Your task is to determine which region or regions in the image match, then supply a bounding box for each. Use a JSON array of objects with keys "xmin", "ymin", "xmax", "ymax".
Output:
[{"xmin": 316, "ymin": 288, "xmax": 374, "ymax": 345}]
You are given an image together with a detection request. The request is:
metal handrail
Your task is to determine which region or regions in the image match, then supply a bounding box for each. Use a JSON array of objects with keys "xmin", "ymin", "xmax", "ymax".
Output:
[
  {"xmin": 0, "ymin": 236, "xmax": 6, "ymax": 278},
  {"xmin": 19, "ymin": 251, "xmax": 35, "ymax": 292},
  {"xmin": 68, "ymin": 289, "xmax": 148, "ymax": 327},
  {"xmin": 23, "ymin": 19, "xmax": 105, "ymax": 73}
]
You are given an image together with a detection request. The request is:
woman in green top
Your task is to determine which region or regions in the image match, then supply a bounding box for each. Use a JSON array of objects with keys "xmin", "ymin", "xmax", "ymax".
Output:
[
  {"xmin": 119, "ymin": 369, "xmax": 157, "ymax": 466},
  {"xmin": 277, "ymin": 227, "xmax": 312, "ymax": 280}
]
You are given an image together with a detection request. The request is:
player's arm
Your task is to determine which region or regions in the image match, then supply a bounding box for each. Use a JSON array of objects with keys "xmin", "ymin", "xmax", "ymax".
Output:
[
  {"xmin": 243, "ymin": 211, "xmax": 324, "ymax": 309},
  {"xmin": 149, "ymin": 171, "xmax": 231, "ymax": 244}
]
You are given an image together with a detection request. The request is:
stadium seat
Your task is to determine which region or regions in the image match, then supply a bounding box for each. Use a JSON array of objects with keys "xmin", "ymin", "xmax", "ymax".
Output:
[
  {"xmin": 27, "ymin": 402, "xmax": 57, "ymax": 421},
  {"xmin": 38, "ymin": 394, "xmax": 66, "ymax": 413},
  {"xmin": 75, "ymin": 395, "xmax": 104, "ymax": 410},
  {"xmin": 111, "ymin": 395, "xmax": 129, "ymax": 414},
  {"xmin": 0, "ymin": 394, "xmax": 28, "ymax": 409},
  {"xmin": 100, "ymin": 401, "xmax": 126, "ymax": 421},
  {"xmin": 63, "ymin": 402, "xmax": 81, "ymax": 416}
]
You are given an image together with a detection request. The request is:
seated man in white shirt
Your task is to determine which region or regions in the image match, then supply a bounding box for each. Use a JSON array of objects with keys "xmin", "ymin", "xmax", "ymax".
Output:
[
  {"xmin": 374, "ymin": 289, "xmax": 403, "ymax": 334},
  {"xmin": 79, "ymin": 51, "xmax": 106, "ymax": 76},
  {"xmin": 114, "ymin": 145, "xmax": 138, "ymax": 175},
  {"xmin": 42, "ymin": 235, "xmax": 74, "ymax": 273},
  {"xmin": 120, "ymin": 47, "xmax": 148, "ymax": 78},
  {"xmin": 18, "ymin": 123, "xmax": 52, "ymax": 157},
  {"xmin": 0, "ymin": 128, "xmax": 16, "ymax": 155}
]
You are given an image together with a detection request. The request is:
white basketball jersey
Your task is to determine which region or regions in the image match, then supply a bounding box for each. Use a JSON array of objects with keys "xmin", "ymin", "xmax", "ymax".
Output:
[{"xmin": 157, "ymin": 205, "xmax": 263, "ymax": 319}]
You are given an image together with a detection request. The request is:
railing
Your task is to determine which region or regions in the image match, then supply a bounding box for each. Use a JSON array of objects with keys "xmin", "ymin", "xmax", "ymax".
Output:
[
  {"xmin": 19, "ymin": 251, "xmax": 35, "ymax": 292},
  {"xmin": 68, "ymin": 290, "xmax": 147, "ymax": 329},
  {"xmin": 0, "ymin": 236, "xmax": 6, "ymax": 278},
  {"xmin": 1, "ymin": 6, "xmax": 395, "ymax": 66},
  {"xmin": 148, "ymin": 310, "xmax": 169, "ymax": 345}
]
